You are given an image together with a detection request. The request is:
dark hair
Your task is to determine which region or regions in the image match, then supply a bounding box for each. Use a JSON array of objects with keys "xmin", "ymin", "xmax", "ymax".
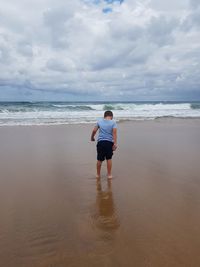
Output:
[{"xmin": 104, "ymin": 110, "xmax": 113, "ymax": 118}]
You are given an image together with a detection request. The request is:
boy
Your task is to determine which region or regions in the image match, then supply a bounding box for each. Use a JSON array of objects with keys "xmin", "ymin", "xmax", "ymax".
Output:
[{"xmin": 91, "ymin": 110, "xmax": 117, "ymax": 179}]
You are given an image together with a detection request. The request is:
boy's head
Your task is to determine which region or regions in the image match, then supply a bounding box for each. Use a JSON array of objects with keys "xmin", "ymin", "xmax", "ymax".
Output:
[{"xmin": 104, "ymin": 110, "xmax": 113, "ymax": 119}]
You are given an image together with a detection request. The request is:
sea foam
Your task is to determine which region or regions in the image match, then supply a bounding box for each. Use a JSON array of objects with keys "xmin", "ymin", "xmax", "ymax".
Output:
[{"xmin": 0, "ymin": 102, "xmax": 200, "ymax": 126}]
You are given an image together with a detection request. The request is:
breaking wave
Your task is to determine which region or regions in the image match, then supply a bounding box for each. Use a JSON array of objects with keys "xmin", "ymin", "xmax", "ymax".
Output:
[
  {"xmin": 190, "ymin": 103, "xmax": 200, "ymax": 110},
  {"xmin": 0, "ymin": 101, "xmax": 200, "ymax": 126}
]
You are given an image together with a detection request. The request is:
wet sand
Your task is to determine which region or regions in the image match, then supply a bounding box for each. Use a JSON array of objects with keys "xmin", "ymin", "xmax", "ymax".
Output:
[{"xmin": 0, "ymin": 119, "xmax": 200, "ymax": 267}]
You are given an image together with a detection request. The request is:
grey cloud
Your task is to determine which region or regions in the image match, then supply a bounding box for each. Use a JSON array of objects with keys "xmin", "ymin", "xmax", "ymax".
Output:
[
  {"xmin": 0, "ymin": 45, "xmax": 11, "ymax": 64},
  {"xmin": 149, "ymin": 0, "xmax": 189, "ymax": 11},
  {"xmin": 42, "ymin": 2, "xmax": 83, "ymax": 49},
  {"xmin": 110, "ymin": 20, "xmax": 142, "ymax": 41},
  {"xmin": 43, "ymin": 7, "xmax": 72, "ymax": 27},
  {"xmin": 182, "ymin": 9, "xmax": 200, "ymax": 30},
  {"xmin": 0, "ymin": 0, "xmax": 200, "ymax": 100},
  {"xmin": 17, "ymin": 41, "xmax": 33, "ymax": 57},
  {"xmin": 43, "ymin": 8, "xmax": 71, "ymax": 49},
  {"xmin": 46, "ymin": 58, "xmax": 75, "ymax": 72},
  {"xmin": 0, "ymin": 10, "xmax": 24, "ymax": 33},
  {"xmin": 147, "ymin": 16, "xmax": 178, "ymax": 46},
  {"xmin": 190, "ymin": 0, "xmax": 200, "ymax": 9}
]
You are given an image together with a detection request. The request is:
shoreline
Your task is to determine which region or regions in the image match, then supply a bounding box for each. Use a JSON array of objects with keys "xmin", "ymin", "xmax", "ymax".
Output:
[{"xmin": 0, "ymin": 116, "xmax": 200, "ymax": 128}]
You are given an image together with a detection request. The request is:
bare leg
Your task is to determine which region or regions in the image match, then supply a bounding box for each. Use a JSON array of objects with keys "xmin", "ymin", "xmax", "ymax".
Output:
[
  {"xmin": 106, "ymin": 159, "xmax": 112, "ymax": 178},
  {"xmin": 96, "ymin": 160, "xmax": 102, "ymax": 178}
]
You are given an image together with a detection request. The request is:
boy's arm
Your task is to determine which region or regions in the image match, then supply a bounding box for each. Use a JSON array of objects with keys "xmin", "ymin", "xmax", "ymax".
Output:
[
  {"xmin": 91, "ymin": 126, "xmax": 99, "ymax": 141},
  {"xmin": 112, "ymin": 128, "xmax": 117, "ymax": 150}
]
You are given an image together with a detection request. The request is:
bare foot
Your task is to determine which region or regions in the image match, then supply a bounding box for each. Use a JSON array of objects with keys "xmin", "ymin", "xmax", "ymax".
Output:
[{"xmin": 107, "ymin": 175, "xmax": 113, "ymax": 179}]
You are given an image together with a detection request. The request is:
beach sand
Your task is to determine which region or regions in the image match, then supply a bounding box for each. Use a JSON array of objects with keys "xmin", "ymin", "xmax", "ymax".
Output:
[{"xmin": 0, "ymin": 119, "xmax": 200, "ymax": 267}]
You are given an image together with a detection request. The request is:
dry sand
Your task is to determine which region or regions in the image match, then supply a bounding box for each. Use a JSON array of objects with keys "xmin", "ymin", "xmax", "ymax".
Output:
[{"xmin": 0, "ymin": 119, "xmax": 200, "ymax": 267}]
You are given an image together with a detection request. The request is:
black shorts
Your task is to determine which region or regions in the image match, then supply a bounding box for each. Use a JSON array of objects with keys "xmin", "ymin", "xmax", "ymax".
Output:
[{"xmin": 97, "ymin": 140, "xmax": 114, "ymax": 161}]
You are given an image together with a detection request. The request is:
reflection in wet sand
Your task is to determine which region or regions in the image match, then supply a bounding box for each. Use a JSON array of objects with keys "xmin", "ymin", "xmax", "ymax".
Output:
[{"xmin": 92, "ymin": 179, "xmax": 120, "ymax": 232}]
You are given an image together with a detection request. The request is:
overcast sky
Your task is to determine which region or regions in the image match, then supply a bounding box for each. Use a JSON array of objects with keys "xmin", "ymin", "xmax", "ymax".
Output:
[{"xmin": 0, "ymin": 0, "xmax": 200, "ymax": 101}]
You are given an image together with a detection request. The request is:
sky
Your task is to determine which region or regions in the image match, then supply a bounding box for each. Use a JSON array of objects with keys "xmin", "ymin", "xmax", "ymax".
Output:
[{"xmin": 0, "ymin": 0, "xmax": 200, "ymax": 101}]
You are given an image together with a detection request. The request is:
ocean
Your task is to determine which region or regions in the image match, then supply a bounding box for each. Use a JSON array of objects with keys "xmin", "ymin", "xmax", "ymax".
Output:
[{"xmin": 0, "ymin": 101, "xmax": 200, "ymax": 126}]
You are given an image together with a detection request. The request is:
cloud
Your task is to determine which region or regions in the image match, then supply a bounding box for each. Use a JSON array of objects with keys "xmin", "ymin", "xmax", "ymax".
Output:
[
  {"xmin": 190, "ymin": 0, "xmax": 200, "ymax": 9},
  {"xmin": 181, "ymin": 8, "xmax": 200, "ymax": 31},
  {"xmin": 0, "ymin": 0, "xmax": 200, "ymax": 100},
  {"xmin": 146, "ymin": 16, "xmax": 179, "ymax": 46}
]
